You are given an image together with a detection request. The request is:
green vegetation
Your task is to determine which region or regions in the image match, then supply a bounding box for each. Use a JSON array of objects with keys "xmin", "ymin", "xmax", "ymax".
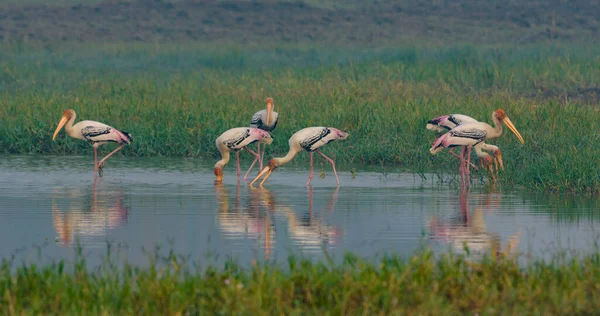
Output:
[
  {"xmin": 1, "ymin": 43, "xmax": 599, "ymax": 192},
  {"xmin": 2, "ymin": 250, "xmax": 600, "ymax": 314},
  {"xmin": 0, "ymin": 0, "xmax": 599, "ymax": 193}
]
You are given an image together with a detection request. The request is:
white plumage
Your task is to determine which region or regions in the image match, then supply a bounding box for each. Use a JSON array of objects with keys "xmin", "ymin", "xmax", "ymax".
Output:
[
  {"xmin": 426, "ymin": 113, "xmax": 501, "ymax": 170},
  {"xmin": 426, "ymin": 114, "xmax": 479, "ymax": 132},
  {"xmin": 52, "ymin": 109, "xmax": 132, "ymax": 176},
  {"xmin": 249, "ymin": 97, "xmax": 279, "ymax": 172},
  {"xmin": 250, "ymin": 126, "xmax": 349, "ymax": 186},
  {"xmin": 214, "ymin": 127, "xmax": 273, "ymax": 182},
  {"xmin": 429, "ymin": 109, "xmax": 524, "ymax": 184}
]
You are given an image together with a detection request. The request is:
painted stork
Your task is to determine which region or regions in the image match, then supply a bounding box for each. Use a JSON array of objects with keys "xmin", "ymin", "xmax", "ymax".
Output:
[
  {"xmin": 214, "ymin": 127, "xmax": 273, "ymax": 182},
  {"xmin": 249, "ymin": 97, "xmax": 278, "ymax": 174},
  {"xmin": 52, "ymin": 109, "xmax": 133, "ymax": 176},
  {"xmin": 430, "ymin": 109, "xmax": 524, "ymax": 184},
  {"xmin": 427, "ymin": 113, "xmax": 503, "ymax": 173},
  {"xmin": 250, "ymin": 127, "xmax": 348, "ymax": 187}
]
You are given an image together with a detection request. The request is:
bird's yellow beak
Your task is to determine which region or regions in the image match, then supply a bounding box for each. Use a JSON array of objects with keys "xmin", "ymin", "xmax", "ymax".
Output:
[
  {"xmin": 214, "ymin": 167, "xmax": 224, "ymax": 182},
  {"xmin": 502, "ymin": 117, "xmax": 524, "ymax": 144},
  {"xmin": 494, "ymin": 151, "xmax": 504, "ymax": 172},
  {"xmin": 250, "ymin": 165, "xmax": 274, "ymax": 187},
  {"xmin": 266, "ymin": 98, "xmax": 274, "ymax": 125},
  {"xmin": 52, "ymin": 115, "xmax": 69, "ymax": 141}
]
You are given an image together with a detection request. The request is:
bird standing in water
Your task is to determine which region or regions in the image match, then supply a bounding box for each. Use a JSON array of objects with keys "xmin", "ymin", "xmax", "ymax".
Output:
[
  {"xmin": 427, "ymin": 113, "xmax": 504, "ymax": 176},
  {"xmin": 249, "ymin": 97, "xmax": 279, "ymax": 175},
  {"xmin": 430, "ymin": 109, "xmax": 524, "ymax": 186},
  {"xmin": 52, "ymin": 109, "xmax": 132, "ymax": 176},
  {"xmin": 250, "ymin": 126, "xmax": 348, "ymax": 187},
  {"xmin": 214, "ymin": 127, "xmax": 273, "ymax": 182}
]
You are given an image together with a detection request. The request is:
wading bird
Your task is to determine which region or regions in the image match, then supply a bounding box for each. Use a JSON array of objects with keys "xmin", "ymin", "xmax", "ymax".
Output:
[
  {"xmin": 250, "ymin": 127, "xmax": 348, "ymax": 187},
  {"xmin": 249, "ymin": 97, "xmax": 278, "ymax": 174},
  {"xmin": 429, "ymin": 109, "xmax": 524, "ymax": 185},
  {"xmin": 427, "ymin": 113, "xmax": 503, "ymax": 174},
  {"xmin": 214, "ymin": 127, "xmax": 273, "ymax": 182},
  {"xmin": 52, "ymin": 109, "xmax": 132, "ymax": 176}
]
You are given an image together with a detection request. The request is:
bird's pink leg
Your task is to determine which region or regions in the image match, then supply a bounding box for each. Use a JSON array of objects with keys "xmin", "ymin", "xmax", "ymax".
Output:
[
  {"xmin": 316, "ymin": 150, "xmax": 340, "ymax": 186},
  {"xmin": 260, "ymin": 145, "xmax": 265, "ymax": 170},
  {"xmin": 97, "ymin": 144, "xmax": 125, "ymax": 175},
  {"xmin": 450, "ymin": 148, "xmax": 478, "ymax": 170},
  {"xmin": 257, "ymin": 143, "xmax": 262, "ymax": 170},
  {"xmin": 236, "ymin": 151, "xmax": 241, "ymax": 179},
  {"xmin": 243, "ymin": 148, "xmax": 261, "ymax": 180},
  {"xmin": 465, "ymin": 146, "xmax": 473, "ymax": 187},
  {"xmin": 459, "ymin": 147, "xmax": 466, "ymax": 188},
  {"xmin": 306, "ymin": 152, "xmax": 314, "ymax": 186},
  {"xmin": 94, "ymin": 147, "xmax": 99, "ymax": 174}
]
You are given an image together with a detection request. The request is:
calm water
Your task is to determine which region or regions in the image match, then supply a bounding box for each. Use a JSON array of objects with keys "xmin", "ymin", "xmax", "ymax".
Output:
[{"xmin": 1, "ymin": 155, "xmax": 599, "ymax": 267}]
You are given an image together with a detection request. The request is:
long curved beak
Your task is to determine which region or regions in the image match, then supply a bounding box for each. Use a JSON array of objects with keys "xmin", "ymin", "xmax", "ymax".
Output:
[
  {"xmin": 52, "ymin": 116, "xmax": 68, "ymax": 141},
  {"xmin": 250, "ymin": 166, "xmax": 273, "ymax": 187},
  {"xmin": 502, "ymin": 117, "xmax": 524, "ymax": 144},
  {"xmin": 266, "ymin": 100, "xmax": 273, "ymax": 125},
  {"xmin": 495, "ymin": 153, "xmax": 504, "ymax": 172}
]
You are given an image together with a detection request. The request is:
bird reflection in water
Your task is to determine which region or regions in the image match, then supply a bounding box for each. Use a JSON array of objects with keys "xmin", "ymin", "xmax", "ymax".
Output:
[
  {"xmin": 215, "ymin": 182, "xmax": 275, "ymax": 260},
  {"xmin": 52, "ymin": 178, "xmax": 129, "ymax": 246},
  {"xmin": 215, "ymin": 183, "xmax": 342, "ymax": 258},
  {"xmin": 280, "ymin": 186, "xmax": 342, "ymax": 251},
  {"xmin": 429, "ymin": 186, "xmax": 521, "ymax": 261}
]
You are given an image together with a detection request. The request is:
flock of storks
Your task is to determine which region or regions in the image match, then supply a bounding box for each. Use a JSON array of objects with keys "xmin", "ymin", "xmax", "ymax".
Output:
[{"xmin": 52, "ymin": 98, "xmax": 524, "ymax": 186}]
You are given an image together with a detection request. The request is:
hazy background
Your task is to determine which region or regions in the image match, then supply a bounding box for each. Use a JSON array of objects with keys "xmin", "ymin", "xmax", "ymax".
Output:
[{"xmin": 0, "ymin": 0, "xmax": 598, "ymax": 46}]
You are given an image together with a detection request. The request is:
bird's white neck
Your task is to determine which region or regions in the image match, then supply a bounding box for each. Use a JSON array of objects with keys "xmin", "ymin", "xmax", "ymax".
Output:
[
  {"xmin": 65, "ymin": 112, "xmax": 77, "ymax": 137},
  {"xmin": 488, "ymin": 113, "xmax": 503, "ymax": 138},
  {"xmin": 214, "ymin": 150, "xmax": 231, "ymax": 170},
  {"xmin": 272, "ymin": 147, "xmax": 301, "ymax": 167}
]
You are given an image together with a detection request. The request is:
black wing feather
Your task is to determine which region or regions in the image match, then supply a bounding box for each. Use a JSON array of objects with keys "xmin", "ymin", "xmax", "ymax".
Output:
[
  {"xmin": 300, "ymin": 128, "xmax": 331, "ymax": 152},
  {"xmin": 450, "ymin": 128, "xmax": 487, "ymax": 143},
  {"xmin": 81, "ymin": 126, "xmax": 112, "ymax": 143},
  {"xmin": 224, "ymin": 129, "xmax": 251, "ymax": 150}
]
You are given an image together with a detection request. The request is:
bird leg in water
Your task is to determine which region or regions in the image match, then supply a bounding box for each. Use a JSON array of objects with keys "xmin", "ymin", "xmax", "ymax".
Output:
[
  {"xmin": 307, "ymin": 152, "xmax": 314, "ymax": 186},
  {"xmin": 459, "ymin": 147, "xmax": 466, "ymax": 187},
  {"xmin": 243, "ymin": 147, "xmax": 261, "ymax": 180},
  {"xmin": 464, "ymin": 146, "xmax": 473, "ymax": 187},
  {"xmin": 97, "ymin": 144, "xmax": 125, "ymax": 176},
  {"xmin": 316, "ymin": 150, "xmax": 340, "ymax": 186},
  {"xmin": 236, "ymin": 151, "xmax": 241, "ymax": 179},
  {"xmin": 449, "ymin": 148, "xmax": 478, "ymax": 170},
  {"xmin": 256, "ymin": 143, "xmax": 262, "ymax": 170},
  {"xmin": 94, "ymin": 147, "xmax": 99, "ymax": 174},
  {"xmin": 260, "ymin": 144, "xmax": 266, "ymax": 170}
]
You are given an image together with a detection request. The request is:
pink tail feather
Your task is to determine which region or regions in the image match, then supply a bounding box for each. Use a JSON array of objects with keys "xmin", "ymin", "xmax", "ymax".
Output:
[
  {"xmin": 112, "ymin": 129, "xmax": 133, "ymax": 145},
  {"xmin": 430, "ymin": 133, "xmax": 449, "ymax": 154}
]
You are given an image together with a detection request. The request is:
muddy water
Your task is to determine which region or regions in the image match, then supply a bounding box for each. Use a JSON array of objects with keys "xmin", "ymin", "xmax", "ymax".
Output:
[{"xmin": 0, "ymin": 155, "xmax": 599, "ymax": 267}]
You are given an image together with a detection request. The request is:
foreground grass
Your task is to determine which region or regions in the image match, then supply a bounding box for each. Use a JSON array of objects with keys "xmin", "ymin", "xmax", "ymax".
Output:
[
  {"xmin": 2, "ymin": 250, "xmax": 600, "ymax": 314},
  {"xmin": 0, "ymin": 43, "xmax": 599, "ymax": 192}
]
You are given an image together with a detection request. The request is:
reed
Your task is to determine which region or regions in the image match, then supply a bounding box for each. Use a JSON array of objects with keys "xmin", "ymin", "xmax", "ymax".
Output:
[
  {"xmin": 1, "ymin": 42, "xmax": 599, "ymax": 192},
  {"xmin": 2, "ymin": 249, "xmax": 600, "ymax": 314}
]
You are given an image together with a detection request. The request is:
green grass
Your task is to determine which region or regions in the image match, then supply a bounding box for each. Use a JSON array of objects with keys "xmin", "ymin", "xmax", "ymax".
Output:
[
  {"xmin": 2, "ymin": 249, "xmax": 600, "ymax": 314},
  {"xmin": 0, "ymin": 42, "xmax": 599, "ymax": 192}
]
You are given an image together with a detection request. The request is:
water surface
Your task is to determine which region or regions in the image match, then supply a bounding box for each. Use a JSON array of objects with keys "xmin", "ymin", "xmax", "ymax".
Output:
[{"xmin": 1, "ymin": 155, "xmax": 599, "ymax": 267}]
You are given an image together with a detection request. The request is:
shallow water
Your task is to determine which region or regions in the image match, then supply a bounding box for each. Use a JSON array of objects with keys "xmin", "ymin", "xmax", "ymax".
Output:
[{"xmin": 1, "ymin": 155, "xmax": 599, "ymax": 267}]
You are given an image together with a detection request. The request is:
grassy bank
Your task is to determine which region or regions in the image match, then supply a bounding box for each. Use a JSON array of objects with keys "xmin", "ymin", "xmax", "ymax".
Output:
[
  {"xmin": 1, "ymin": 43, "xmax": 599, "ymax": 192},
  {"xmin": 2, "ymin": 250, "xmax": 600, "ymax": 314}
]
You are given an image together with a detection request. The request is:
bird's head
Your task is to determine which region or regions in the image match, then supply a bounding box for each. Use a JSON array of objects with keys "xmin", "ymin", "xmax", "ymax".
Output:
[
  {"xmin": 265, "ymin": 97, "xmax": 274, "ymax": 123},
  {"xmin": 258, "ymin": 130, "xmax": 273, "ymax": 145},
  {"xmin": 250, "ymin": 159, "xmax": 279, "ymax": 187},
  {"xmin": 494, "ymin": 109, "xmax": 524, "ymax": 144},
  {"xmin": 52, "ymin": 109, "xmax": 75, "ymax": 141},
  {"xmin": 214, "ymin": 167, "xmax": 224, "ymax": 182}
]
